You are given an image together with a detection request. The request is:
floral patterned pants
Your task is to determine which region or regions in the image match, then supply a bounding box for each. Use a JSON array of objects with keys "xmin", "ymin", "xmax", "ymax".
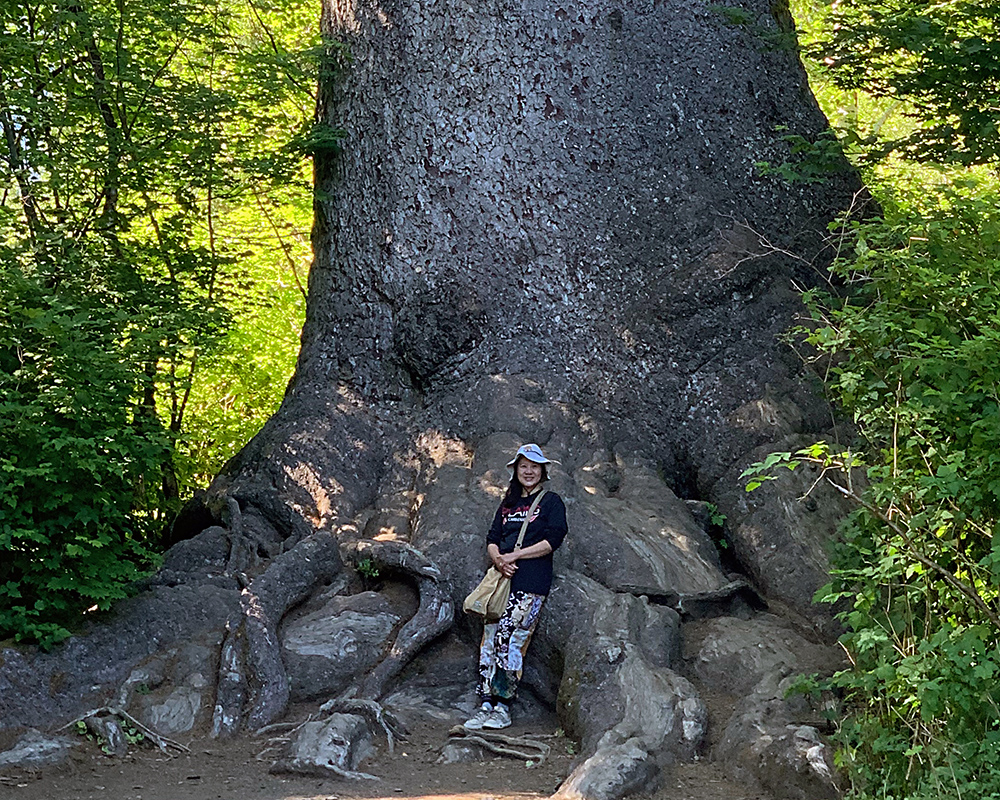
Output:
[{"xmin": 476, "ymin": 589, "xmax": 546, "ymax": 702}]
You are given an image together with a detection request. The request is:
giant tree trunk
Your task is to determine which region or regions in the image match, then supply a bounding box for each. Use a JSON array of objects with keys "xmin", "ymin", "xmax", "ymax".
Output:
[
  {"xmin": 215, "ymin": 0, "xmax": 860, "ymax": 605},
  {"xmin": 241, "ymin": 0, "xmax": 855, "ymax": 486},
  {"xmin": 2, "ymin": 2, "xmax": 862, "ymax": 798}
]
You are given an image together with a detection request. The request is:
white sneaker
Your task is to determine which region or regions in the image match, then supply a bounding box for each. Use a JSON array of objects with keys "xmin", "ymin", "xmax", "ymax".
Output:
[
  {"xmin": 463, "ymin": 703, "xmax": 493, "ymax": 730},
  {"xmin": 481, "ymin": 704, "xmax": 511, "ymax": 729}
]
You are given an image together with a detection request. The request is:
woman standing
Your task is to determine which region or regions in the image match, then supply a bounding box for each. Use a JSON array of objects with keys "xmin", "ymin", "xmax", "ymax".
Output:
[{"xmin": 464, "ymin": 443, "xmax": 568, "ymax": 730}]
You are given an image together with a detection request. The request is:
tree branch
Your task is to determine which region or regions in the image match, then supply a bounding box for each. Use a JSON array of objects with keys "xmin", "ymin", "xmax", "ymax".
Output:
[{"xmin": 824, "ymin": 476, "xmax": 1000, "ymax": 631}]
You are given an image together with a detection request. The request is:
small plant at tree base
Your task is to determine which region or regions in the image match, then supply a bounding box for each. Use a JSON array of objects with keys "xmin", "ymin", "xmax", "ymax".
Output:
[
  {"xmin": 705, "ymin": 502, "xmax": 727, "ymax": 528},
  {"xmin": 73, "ymin": 719, "xmax": 144, "ymax": 753},
  {"xmin": 122, "ymin": 722, "xmax": 145, "ymax": 747},
  {"xmin": 357, "ymin": 557, "xmax": 381, "ymax": 582}
]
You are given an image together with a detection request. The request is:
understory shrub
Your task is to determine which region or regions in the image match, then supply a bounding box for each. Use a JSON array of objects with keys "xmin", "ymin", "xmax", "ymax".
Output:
[
  {"xmin": 748, "ymin": 188, "xmax": 1000, "ymax": 799},
  {"xmin": 0, "ymin": 260, "xmax": 170, "ymax": 648}
]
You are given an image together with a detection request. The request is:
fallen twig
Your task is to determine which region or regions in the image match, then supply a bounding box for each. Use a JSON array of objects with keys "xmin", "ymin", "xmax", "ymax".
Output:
[
  {"xmin": 255, "ymin": 736, "xmax": 292, "ymax": 761},
  {"xmin": 447, "ymin": 725, "xmax": 551, "ymax": 763},
  {"xmin": 255, "ymin": 716, "xmax": 316, "ymax": 760},
  {"xmin": 57, "ymin": 706, "xmax": 190, "ymax": 754},
  {"xmin": 254, "ymin": 715, "xmax": 316, "ymax": 737}
]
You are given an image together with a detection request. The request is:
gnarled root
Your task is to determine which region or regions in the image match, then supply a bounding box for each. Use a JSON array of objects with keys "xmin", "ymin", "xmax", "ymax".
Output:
[
  {"xmin": 212, "ymin": 526, "xmax": 344, "ymax": 737},
  {"xmin": 446, "ymin": 726, "xmax": 552, "ymax": 762},
  {"xmin": 269, "ymin": 713, "xmax": 380, "ymax": 780},
  {"xmin": 319, "ymin": 697, "xmax": 408, "ymax": 754},
  {"xmin": 271, "ymin": 540, "xmax": 453, "ymax": 779},
  {"xmin": 342, "ymin": 539, "xmax": 455, "ymax": 700}
]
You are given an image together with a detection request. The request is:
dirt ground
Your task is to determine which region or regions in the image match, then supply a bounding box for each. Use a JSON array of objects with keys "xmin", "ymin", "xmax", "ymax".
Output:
[
  {"xmin": 0, "ymin": 623, "xmax": 774, "ymax": 800},
  {"xmin": 0, "ymin": 715, "xmax": 767, "ymax": 800}
]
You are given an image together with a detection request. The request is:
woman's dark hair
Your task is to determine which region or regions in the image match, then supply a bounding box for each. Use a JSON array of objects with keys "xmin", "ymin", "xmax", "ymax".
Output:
[{"xmin": 502, "ymin": 457, "xmax": 549, "ymax": 508}]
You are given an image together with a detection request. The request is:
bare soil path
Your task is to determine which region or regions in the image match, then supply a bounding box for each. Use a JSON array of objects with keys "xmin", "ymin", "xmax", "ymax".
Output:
[{"xmin": 2, "ymin": 718, "xmax": 766, "ymax": 800}]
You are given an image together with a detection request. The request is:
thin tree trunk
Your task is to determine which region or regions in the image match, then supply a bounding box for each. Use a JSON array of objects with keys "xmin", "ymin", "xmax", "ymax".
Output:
[
  {"xmin": 67, "ymin": 2, "xmax": 124, "ymax": 227},
  {"xmin": 0, "ymin": 71, "xmax": 43, "ymax": 240}
]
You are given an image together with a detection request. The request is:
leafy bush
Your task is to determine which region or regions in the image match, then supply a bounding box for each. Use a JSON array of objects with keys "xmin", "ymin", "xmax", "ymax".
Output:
[
  {"xmin": 804, "ymin": 0, "xmax": 1000, "ymax": 166},
  {"xmin": 747, "ymin": 189, "xmax": 1000, "ymax": 799},
  {"xmin": 0, "ymin": 0, "xmax": 316, "ymax": 644},
  {"xmin": 0, "ymin": 260, "xmax": 171, "ymax": 647},
  {"xmin": 818, "ymin": 196, "xmax": 1000, "ymax": 799}
]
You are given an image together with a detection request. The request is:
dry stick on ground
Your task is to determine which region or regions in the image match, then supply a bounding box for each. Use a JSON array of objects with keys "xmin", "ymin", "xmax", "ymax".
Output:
[
  {"xmin": 447, "ymin": 726, "xmax": 552, "ymax": 763},
  {"xmin": 254, "ymin": 717, "xmax": 318, "ymax": 762},
  {"xmin": 254, "ymin": 716, "xmax": 317, "ymax": 738},
  {"xmin": 57, "ymin": 707, "xmax": 190, "ymax": 754}
]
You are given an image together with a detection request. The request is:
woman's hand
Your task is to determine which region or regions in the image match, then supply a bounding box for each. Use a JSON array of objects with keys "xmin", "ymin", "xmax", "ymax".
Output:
[
  {"xmin": 488, "ymin": 544, "xmax": 514, "ymax": 576},
  {"xmin": 497, "ymin": 551, "xmax": 519, "ymax": 578}
]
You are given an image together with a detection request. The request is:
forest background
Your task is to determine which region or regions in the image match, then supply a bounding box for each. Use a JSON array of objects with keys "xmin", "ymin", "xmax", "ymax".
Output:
[{"xmin": 1, "ymin": 1, "xmax": 999, "ymax": 799}]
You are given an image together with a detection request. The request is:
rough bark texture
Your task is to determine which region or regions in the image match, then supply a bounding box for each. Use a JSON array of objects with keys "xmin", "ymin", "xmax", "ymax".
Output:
[
  {"xmin": 303, "ymin": 0, "xmax": 856, "ymax": 485},
  {"xmin": 0, "ymin": 1, "xmax": 865, "ymax": 798}
]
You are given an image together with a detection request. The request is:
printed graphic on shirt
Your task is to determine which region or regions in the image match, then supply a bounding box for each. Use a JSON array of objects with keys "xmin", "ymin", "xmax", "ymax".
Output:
[{"xmin": 502, "ymin": 505, "xmax": 542, "ymax": 527}]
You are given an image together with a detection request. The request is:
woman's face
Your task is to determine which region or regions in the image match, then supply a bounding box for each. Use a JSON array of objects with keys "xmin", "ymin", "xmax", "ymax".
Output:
[{"xmin": 516, "ymin": 457, "xmax": 543, "ymax": 494}]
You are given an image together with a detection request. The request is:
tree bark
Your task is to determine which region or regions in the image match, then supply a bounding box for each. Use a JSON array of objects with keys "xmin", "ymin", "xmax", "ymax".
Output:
[{"xmin": 226, "ymin": 0, "xmax": 864, "ymax": 522}]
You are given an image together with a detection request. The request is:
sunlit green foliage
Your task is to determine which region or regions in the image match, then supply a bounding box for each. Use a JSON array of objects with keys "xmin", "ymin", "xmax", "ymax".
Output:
[
  {"xmin": 764, "ymin": 3, "xmax": 1000, "ymax": 797},
  {"xmin": 803, "ymin": 194, "xmax": 1000, "ymax": 799},
  {"xmin": 744, "ymin": 190, "xmax": 1000, "ymax": 798},
  {"xmin": 176, "ymin": 252, "xmax": 307, "ymax": 490},
  {"xmin": 802, "ymin": 0, "xmax": 1000, "ymax": 165},
  {"xmin": 0, "ymin": 260, "xmax": 171, "ymax": 646},
  {"xmin": 0, "ymin": 0, "xmax": 318, "ymax": 644}
]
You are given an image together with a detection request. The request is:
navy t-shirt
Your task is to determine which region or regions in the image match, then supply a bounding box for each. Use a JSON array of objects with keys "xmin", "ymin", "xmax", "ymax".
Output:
[{"xmin": 486, "ymin": 488, "xmax": 567, "ymax": 595}]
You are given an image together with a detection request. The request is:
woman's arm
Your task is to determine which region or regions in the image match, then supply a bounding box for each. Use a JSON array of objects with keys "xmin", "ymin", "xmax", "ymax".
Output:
[
  {"xmin": 489, "ymin": 542, "xmax": 519, "ymax": 577},
  {"xmin": 496, "ymin": 540, "xmax": 553, "ymax": 576},
  {"xmin": 510, "ymin": 540, "xmax": 554, "ymax": 560}
]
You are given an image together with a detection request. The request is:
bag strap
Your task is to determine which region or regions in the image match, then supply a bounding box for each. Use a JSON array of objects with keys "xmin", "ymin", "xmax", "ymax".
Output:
[{"xmin": 514, "ymin": 488, "xmax": 547, "ymax": 551}]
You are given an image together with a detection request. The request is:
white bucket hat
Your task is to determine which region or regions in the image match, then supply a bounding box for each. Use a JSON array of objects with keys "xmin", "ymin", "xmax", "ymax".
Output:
[{"xmin": 506, "ymin": 443, "xmax": 558, "ymax": 467}]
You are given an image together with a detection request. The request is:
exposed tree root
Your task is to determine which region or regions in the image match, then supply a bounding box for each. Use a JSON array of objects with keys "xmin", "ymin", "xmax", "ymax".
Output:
[
  {"xmin": 341, "ymin": 539, "xmax": 455, "ymax": 700},
  {"xmin": 319, "ymin": 697, "xmax": 407, "ymax": 754},
  {"xmin": 268, "ymin": 713, "xmax": 380, "ymax": 780},
  {"xmin": 273, "ymin": 761, "xmax": 380, "ymax": 781},
  {"xmin": 447, "ymin": 726, "xmax": 552, "ymax": 762},
  {"xmin": 223, "ymin": 496, "xmax": 256, "ymax": 579},
  {"xmin": 212, "ymin": 525, "xmax": 344, "ymax": 737},
  {"xmin": 265, "ymin": 540, "xmax": 452, "ymax": 779},
  {"xmin": 212, "ymin": 620, "xmax": 248, "ymax": 738},
  {"xmin": 231, "ymin": 486, "xmax": 317, "ymax": 548}
]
